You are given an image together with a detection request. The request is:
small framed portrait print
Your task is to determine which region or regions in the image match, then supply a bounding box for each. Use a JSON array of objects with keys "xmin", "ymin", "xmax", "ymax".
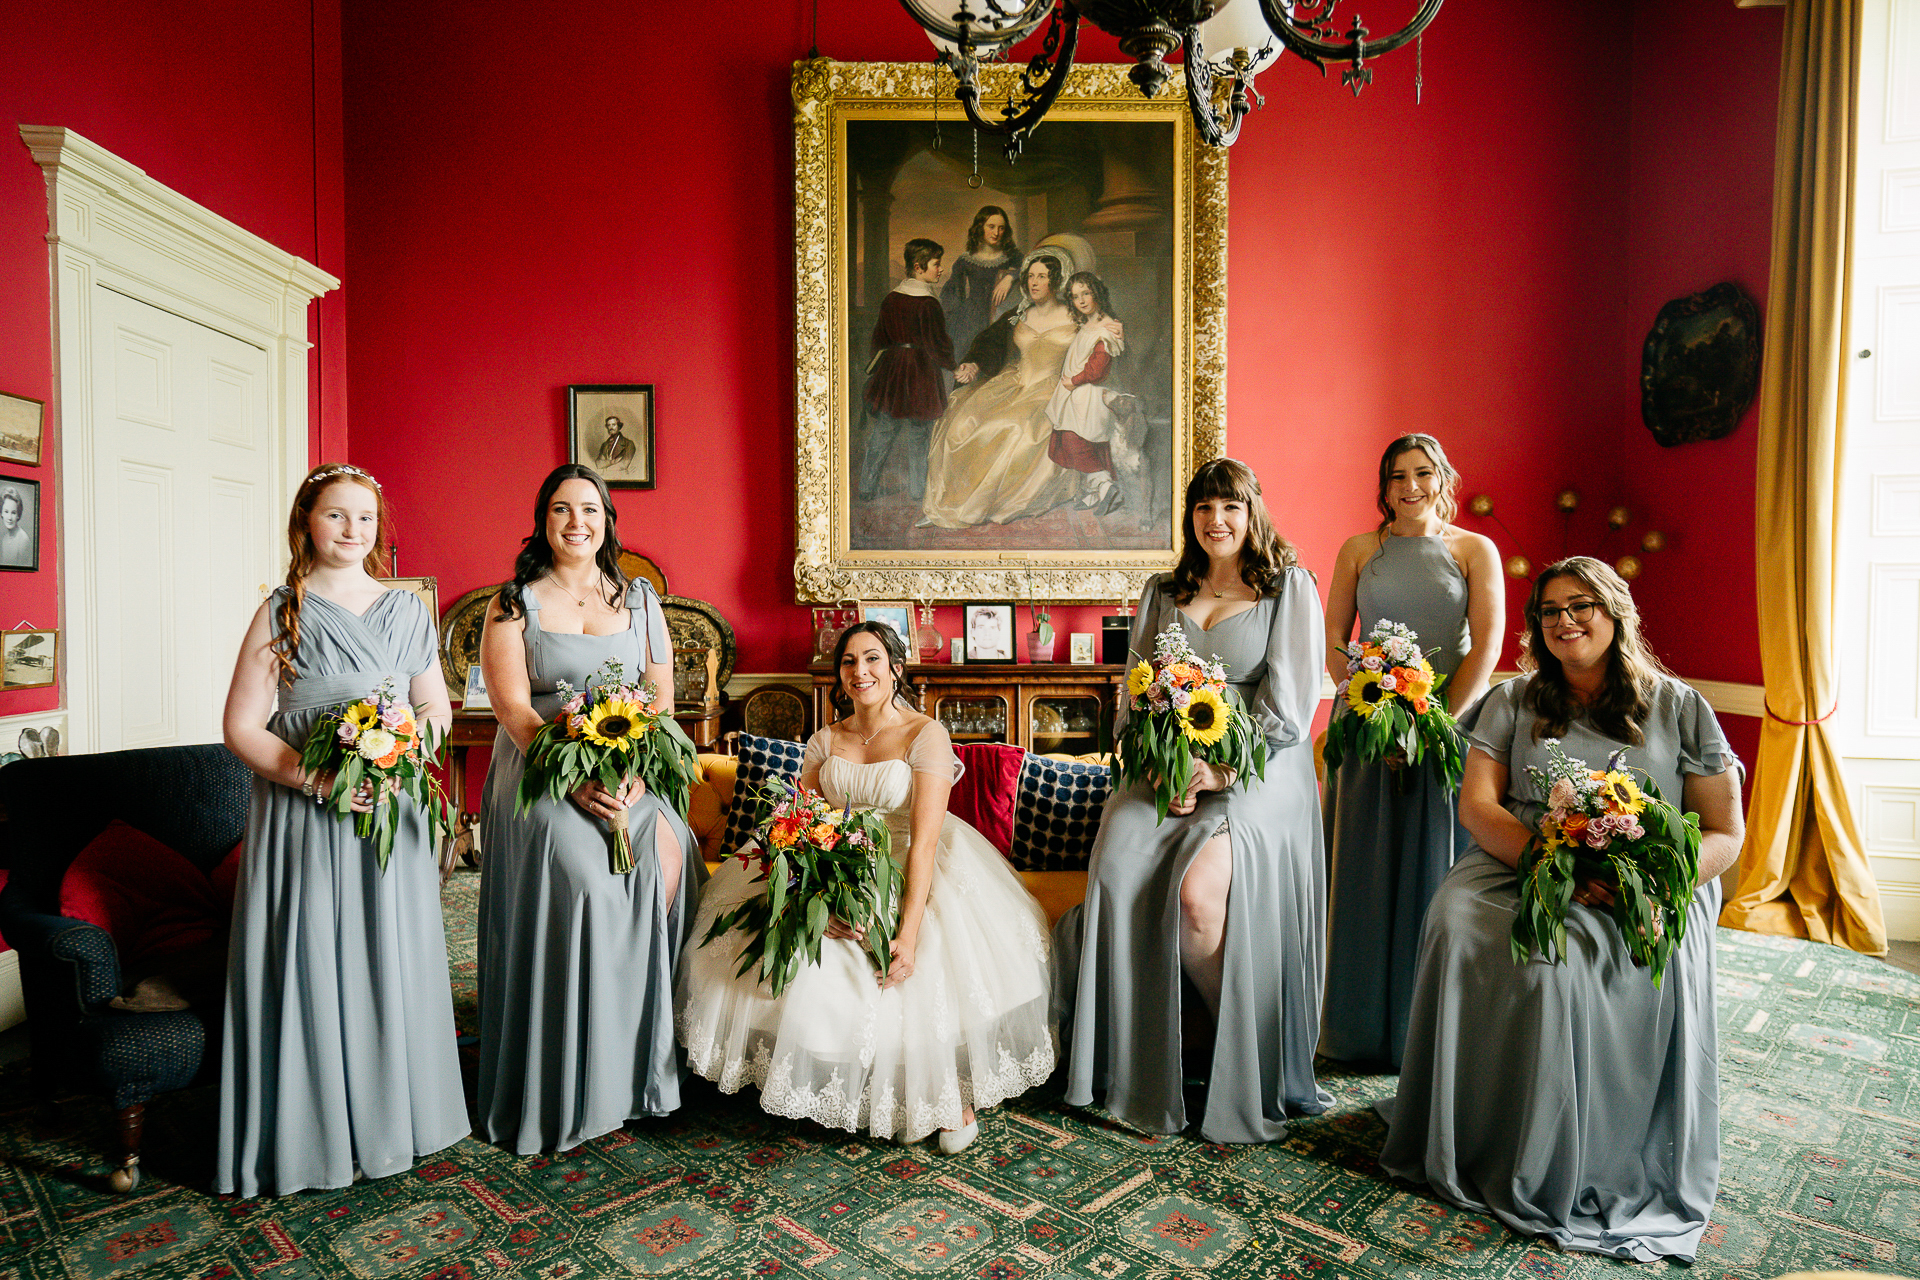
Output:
[
  {"xmin": 0, "ymin": 392, "xmax": 44, "ymax": 466},
  {"xmin": 961, "ymin": 602, "xmax": 1016, "ymax": 665},
  {"xmin": 462, "ymin": 662, "xmax": 492, "ymax": 711},
  {"xmin": 1069, "ymin": 633, "xmax": 1096, "ymax": 665},
  {"xmin": 569, "ymin": 384, "xmax": 655, "ymax": 489},
  {"xmin": 860, "ymin": 601, "xmax": 915, "ymax": 652},
  {"xmin": 0, "ymin": 476, "xmax": 40, "ymax": 571},
  {"xmin": 1, "ymin": 628, "xmax": 57, "ymax": 689}
]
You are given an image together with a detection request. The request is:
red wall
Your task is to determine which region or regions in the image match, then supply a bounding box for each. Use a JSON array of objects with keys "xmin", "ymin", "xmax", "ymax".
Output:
[
  {"xmin": 1619, "ymin": 0, "xmax": 1782, "ymax": 771},
  {"xmin": 344, "ymin": 0, "xmax": 1722, "ymax": 674},
  {"xmin": 0, "ymin": 0, "xmax": 347, "ymax": 717}
]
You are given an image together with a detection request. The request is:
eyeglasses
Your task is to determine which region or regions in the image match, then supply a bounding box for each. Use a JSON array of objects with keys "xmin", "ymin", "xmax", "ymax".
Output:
[{"xmin": 1537, "ymin": 600, "xmax": 1599, "ymax": 626}]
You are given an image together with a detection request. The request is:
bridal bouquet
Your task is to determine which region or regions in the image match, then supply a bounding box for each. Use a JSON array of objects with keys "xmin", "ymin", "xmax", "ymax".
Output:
[
  {"xmin": 297, "ymin": 676, "xmax": 456, "ymax": 872},
  {"xmin": 1323, "ymin": 620, "xmax": 1467, "ymax": 789},
  {"xmin": 516, "ymin": 657, "xmax": 701, "ymax": 874},
  {"xmin": 1117, "ymin": 623, "xmax": 1267, "ymax": 823},
  {"xmin": 1510, "ymin": 739, "xmax": 1702, "ymax": 987},
  {"xmin": 699, "ymin": 777, "xmax": 901, "ymax": 996}
]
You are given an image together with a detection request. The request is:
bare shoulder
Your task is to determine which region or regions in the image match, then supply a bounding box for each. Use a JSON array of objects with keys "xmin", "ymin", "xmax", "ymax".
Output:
[
  {"xmin": 1446, "ymin": 526, "xmax": 1501, "ymax": 568},
  {"xmin": 901, "ymin": 711, "xmax": 940, "ymax": 740},
  {"xmin": 1335, "ymin": 531, "xmax": 1382, "ymax": 570}
]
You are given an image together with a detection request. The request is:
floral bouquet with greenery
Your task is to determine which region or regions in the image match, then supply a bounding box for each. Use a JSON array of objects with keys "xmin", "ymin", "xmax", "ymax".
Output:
[
  {"xmin": 1510, "ymin": 739, "xmax": 1702, "ymax": 987},
  {"xmin": 1117, "ymin": 623, "xmax": 1267, "ymax": 823},
  {"xmin": 1323, "ymin": 619, "xmax": 1467, "ymax": 790},
  {"xmin": 516, "ymin": 657, "xmax": 701, "ymax": 875},
  {"xmin": 297, "ymin": 676, "xmax": 456, "ymax": 872},
  {"xmin": 699, "ymin": 777, "xmax": 902, "ymax": 996}
]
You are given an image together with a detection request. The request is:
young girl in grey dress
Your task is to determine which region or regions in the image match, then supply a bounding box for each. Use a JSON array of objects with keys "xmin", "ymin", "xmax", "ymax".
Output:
[
  {"xmin": 1321, "ymin": 435, "xmax": 1502, "ymax": 1067},
  {"xmin": 1055, "ymin": 459, "xmax": 1332, "ymax": 1143},
  {"xmin": 477, "ymin": 465, "xmax": 705, "ymax": 1153},
  {"xmin": 218, "ymin": 464, "xmax": 467, "ymax": 1197},
  {"xmin": 1379, "ymin": 557, "xmax": 1745, "ymax": 1262}
]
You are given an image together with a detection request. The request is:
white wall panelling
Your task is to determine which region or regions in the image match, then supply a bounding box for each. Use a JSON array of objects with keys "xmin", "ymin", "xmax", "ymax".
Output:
[{"xmin": 20, "ymin": 126, "xmax": 338, "ymax": 752}]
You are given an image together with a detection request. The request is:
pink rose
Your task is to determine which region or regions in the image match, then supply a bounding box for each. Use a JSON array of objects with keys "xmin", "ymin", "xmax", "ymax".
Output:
[{"xmin": 1361, "ymin": 655, "xmax": 1384, "ymax": 672}]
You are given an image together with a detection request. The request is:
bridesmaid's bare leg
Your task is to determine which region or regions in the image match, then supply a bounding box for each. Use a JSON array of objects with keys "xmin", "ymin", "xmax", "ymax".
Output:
[
  {"xmin": 1179, "ymin": 832, "xmax": 1233, "ymax": 1020},
  {"xmin": 652, "ymin": 813, "xmax": 684, "ymax": 910}
]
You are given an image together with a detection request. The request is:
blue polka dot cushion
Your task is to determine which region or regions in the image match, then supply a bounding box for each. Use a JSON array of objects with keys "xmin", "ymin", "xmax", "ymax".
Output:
[
  {"xmin": 719, "ymin": 734, "xmax": 808, "ymax": 855},
  {"xmin": 1010, "ymin": 754, "xmax": 1112, "ymax": 872}
]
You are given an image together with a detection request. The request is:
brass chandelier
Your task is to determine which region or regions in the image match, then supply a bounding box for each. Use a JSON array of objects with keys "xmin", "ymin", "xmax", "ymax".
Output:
[{"xmin": 898, "ymin": 0, "xmax": 1445, "ymax": 155}]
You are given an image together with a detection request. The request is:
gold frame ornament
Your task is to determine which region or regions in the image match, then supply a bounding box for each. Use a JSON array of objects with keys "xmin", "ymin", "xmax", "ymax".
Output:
[{"xmin": 791, "ymin": 57, "xmax": 1226, "ymax": 603}]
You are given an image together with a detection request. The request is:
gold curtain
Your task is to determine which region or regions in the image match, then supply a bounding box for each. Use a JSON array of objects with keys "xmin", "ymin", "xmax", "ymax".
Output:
[{"xmin": 1721, "ymin": 0, "xmax": 1884, "ymax": 954}]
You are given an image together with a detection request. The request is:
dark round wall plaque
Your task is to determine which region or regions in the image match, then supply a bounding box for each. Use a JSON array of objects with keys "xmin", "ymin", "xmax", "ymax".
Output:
[{"xmin": 1640, "ymin": 281, "xmax": 1761, "ymax": 447}]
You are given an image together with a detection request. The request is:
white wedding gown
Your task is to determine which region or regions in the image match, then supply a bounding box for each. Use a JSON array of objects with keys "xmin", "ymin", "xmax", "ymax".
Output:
[{"xmin": 676, "ymin": 725, "xmax": 1056, "ymax": 1141}]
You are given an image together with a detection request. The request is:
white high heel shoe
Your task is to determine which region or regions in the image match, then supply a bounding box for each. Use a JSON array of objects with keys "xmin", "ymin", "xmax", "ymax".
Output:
[{"xmin": 938, "ymin": 1120, "xmax": 979, "ymax": 1154}]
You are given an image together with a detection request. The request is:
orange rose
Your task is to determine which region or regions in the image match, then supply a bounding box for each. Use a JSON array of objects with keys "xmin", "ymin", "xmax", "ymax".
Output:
[
  {"xmin": 1412, "ymin": 696, "xmax": 1430, "ymax": 715},
  {"xmin": 374, "ymin": 746, "xmax": 403, "ymax": 768},
  {"xmin": 1562, "ymin": 813, "xmax": 1590, "ymax": 842}
]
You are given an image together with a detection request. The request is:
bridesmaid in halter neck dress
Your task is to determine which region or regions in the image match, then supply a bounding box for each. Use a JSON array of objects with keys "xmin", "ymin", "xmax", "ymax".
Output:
[
  {"xmin": 1319, "ymin": 435, "xmax": 1502, "ymax": 1069},
  {"xmin": 218, "ymin": 463, "xmax": 467, "ymax": 1198},
  {"xmin": 677, "ymin": 622, "xmax": 1055, "ymax": 1153}
]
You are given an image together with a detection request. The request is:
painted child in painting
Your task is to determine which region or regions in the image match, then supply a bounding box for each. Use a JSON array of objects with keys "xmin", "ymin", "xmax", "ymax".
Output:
[{"xmin": 858, "ymin": 238, "xmax": 956, "ymax": 503}]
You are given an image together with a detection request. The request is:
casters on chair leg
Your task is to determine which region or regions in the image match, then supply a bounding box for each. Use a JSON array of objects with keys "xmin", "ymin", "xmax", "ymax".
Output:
[
  {"xmin": 110, "ymin": 1101, "xmax": 145, "ymax": 1192},
  {"xmin": 108, "ymin": 1160, "xmax": 141, "ymax": 1193}
]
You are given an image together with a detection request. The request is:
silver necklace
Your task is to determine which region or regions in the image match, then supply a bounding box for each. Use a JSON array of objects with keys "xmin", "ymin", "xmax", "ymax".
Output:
[{"xmin": 851, "ymin": 707, "xmax": 897, "ymax": 745}]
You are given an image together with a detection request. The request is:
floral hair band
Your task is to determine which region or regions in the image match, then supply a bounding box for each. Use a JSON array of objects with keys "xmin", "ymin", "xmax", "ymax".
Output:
[{"xmin": 309, "ymin": 463, "xmax": 381, "ymax": 490}]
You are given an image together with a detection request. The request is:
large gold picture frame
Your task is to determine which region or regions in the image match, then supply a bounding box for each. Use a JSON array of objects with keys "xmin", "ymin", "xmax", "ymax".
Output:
[{"xmin": 792, "ymin": 58, "xmax": 1226, "ymax": 603}]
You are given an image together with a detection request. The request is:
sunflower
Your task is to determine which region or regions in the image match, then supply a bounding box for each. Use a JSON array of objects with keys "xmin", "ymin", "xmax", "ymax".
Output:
[
  {"xmin": 1599, "ymin": 770, "xmax": 1646, "ymax": 814},
  {"xmin": 1345, "ymin": 670, "xmax": 1388, "ymax": 718},
  {"xmin": 1127, "ymin": 660, "xmax": 1154, "ymax": 697},
  {"xmin": 1180, "ymin": 687, "xmax": 1231, "ymax": 746},
  {"xmin": 582, "ymin": 697, "xmax": 648, "ymax": 750},
  {"xmin": 343, "ymin": 701, "xmax": 381, "ymax": 733}
]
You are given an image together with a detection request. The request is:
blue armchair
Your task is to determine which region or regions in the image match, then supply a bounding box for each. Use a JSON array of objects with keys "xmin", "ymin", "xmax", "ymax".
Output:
[{"xmin": 0, "ymin": 744, "xmax": 250, "ymax": 1191}]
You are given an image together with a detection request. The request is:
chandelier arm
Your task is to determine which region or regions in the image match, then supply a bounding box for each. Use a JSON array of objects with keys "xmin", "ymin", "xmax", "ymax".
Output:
[
  {"xmin": 1252, "ymin": 0, "xmax": 1445, "ymax": 63},
  {"xmin": 1181, "ymin": 29, "xmax": 1249, "ymax": 148},
  {"xmin": 945, "ymin": 1, "xmax": 1081, "ymax": 159},
  {"xmin": 896, "ymin": 0, "xmax": 1054, "ymax": 47}
]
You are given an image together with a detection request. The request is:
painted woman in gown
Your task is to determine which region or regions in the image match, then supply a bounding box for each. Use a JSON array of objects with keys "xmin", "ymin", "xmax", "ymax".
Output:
[
  {"xmin": 1055, "ymin": 458, "xmax": 1331, "ymax": 1143},
  {"xmin": 1378, "ymin": 557, "xmax": 1746, "ymax": 1263},
  {"xmin": 918, "ymin": 251, "xmax": 1082, "ymax": 528},
  {"xmin": 217, "ymin": 463, "xmax": 467, "ymax": 1197},
  {"xmin": 940, "ymin": 204, "xmax": 1020, "ymax": 360},
  {"xmin": 678, "ymin": 623, "xmax": 1055, "ymax": 1152},
  {"xmin": 477, "ymin": 464, "xmax": 705, "ymax": 1153},
  {"xmin": 1320, "ymin": 434, "xmax": 1502, "ymax": 1068}
]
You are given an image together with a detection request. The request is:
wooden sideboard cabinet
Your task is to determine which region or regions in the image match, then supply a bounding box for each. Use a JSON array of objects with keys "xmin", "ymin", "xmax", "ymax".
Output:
[{"xmin": 809, "ymin": 663, "xmax": 1125, "ymax": 755}]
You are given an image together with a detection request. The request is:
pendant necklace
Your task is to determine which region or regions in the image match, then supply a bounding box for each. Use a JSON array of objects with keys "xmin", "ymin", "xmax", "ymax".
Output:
[
  {"xmin": 854, "ymin": 708, "xmax": 896, "ymax": 746},
  {"xmin": 544, "ymin": 573, "xmax": 591, "ymax": 608}
]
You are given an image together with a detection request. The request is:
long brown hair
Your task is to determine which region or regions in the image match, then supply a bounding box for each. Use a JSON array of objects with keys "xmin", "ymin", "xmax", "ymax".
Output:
[
  {"xmin": 1517, "ymin": 556, "xmax": 1670, "ymax": 745},
  {"xmin": 273, "ymin": 464, "xmax": 391, "ymax": 685},
  {"xmin": 828, "ymin": 621, "xmax": 918, "ymax": 715},
  {"xmin": 495, "ymin": 465, "xmax": 629, "ymax": 621},
  {"xmin": 1169, "ymin": 458, "xmax": 1298, "ymax": 604},
  {"xmin": 1374, "ymin": 433, "xmax": 1460, "ymax": 531}
]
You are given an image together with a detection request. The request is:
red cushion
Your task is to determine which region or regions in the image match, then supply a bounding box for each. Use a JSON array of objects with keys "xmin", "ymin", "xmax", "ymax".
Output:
[
  {"xmin": 58, "ymin": 822, "xmax": 226, "ymax": 966},
  {"xmin": 0, "ymin": 868, "xmax": 9, "ymax": 953},
  {"xmin": 950, "ymin": 742, "xmax": 1024, "ymax": 858}
]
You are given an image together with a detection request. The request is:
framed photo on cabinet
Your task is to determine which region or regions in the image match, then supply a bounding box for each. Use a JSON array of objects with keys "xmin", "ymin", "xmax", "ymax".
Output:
[
  {"xmin": 960, "ymin": 602, "xmax": 1017, "ymax": 665},
  {"xmin": 791, "ymin": 57, "xmax": 1225, "ymax": 604},
  {"xmin": 569, "ymin": 384, "xmax": 655, "ymax": 489}
]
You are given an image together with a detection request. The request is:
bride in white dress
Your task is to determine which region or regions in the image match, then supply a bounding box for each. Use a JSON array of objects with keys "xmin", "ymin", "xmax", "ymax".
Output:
[{"xmin": 677, "ymin": 622, "xmax": 1056, "ymax": 1151}]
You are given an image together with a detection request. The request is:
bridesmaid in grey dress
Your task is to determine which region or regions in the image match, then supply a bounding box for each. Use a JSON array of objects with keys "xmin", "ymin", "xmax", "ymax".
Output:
[
  {"xmin": 1378, "ymin": 557, "xmax": 1745, "ymax": 1262},
  {"xmin": 218, "ymin": 463, "xmax": 467, "ymax": 1197},
  {"xmin": 477, "ymin": 465, "xmax": 705, "ymax": 1154},
  {"xmin": 1055, "ymin": 458, "xmax": 1331, "ymax": 1143},
  {"xmin": 1320, "ymin": 435, "xmax": 1501, "ymax": 1068}
]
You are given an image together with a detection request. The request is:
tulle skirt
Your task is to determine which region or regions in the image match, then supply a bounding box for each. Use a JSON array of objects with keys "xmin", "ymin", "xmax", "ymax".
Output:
[{"xmin": 676, "ymin": 814, "xmax": 1056, "ymax": 1141}]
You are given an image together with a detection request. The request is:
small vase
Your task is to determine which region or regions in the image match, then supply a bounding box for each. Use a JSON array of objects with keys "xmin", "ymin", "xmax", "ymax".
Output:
[{"xmin": 1028, "ymin": 631, "xmax": 1056, "ymax": 663}]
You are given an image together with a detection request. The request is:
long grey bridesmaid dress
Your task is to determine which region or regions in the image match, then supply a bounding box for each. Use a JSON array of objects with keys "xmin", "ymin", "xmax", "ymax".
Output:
[
  {"xmin": 1055, "ymin": 568, "xmax": 1332, "ymax": 1144},
  {"xmin": 1378, "ymin": 674, "xmax": 1739, "ymax": 1263},
  {"xmin": 217, "ymin": 588, "xmax": 469, "ymax": 1198},
  {"xmin": 477, "ymin": 581, "xmax": 706, "ymax": 1154},
  {"xmin": 1320, "ymin": 534, "xmax": 1471, "ymax": 1067}
]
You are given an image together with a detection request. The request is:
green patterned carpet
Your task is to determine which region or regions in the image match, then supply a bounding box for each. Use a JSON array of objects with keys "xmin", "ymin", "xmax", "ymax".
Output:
[{"xmin": 0, "ymin": 871, "xmax": 1915, "ymax": 1279}]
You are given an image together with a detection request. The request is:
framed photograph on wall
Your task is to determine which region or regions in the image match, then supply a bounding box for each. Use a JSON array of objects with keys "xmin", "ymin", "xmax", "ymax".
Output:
[
  {"xmin": 0, "ymin": 392, "xmax": 44, "ymax": 466},
  {"xmin": 791, "ymin": 58, "xmax": 1225, "ymax": 604},
  {"xmin": 860, "ymin": 601, "xmax": 914, "ymax": 651},
  {"xmin": 1, "ymin": 628, "xmax": 57, "ymax": 690},
  {"xmin": 569, "ymin": 384, "xmax": 655, "ymax": 489},
  {"xmin": 0, "ymin": 476, "xmax": 40, "ymax": 571},
  {"xmin": 960, "ymin": 602, "xmax": 1016, "ymax": 665}
]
